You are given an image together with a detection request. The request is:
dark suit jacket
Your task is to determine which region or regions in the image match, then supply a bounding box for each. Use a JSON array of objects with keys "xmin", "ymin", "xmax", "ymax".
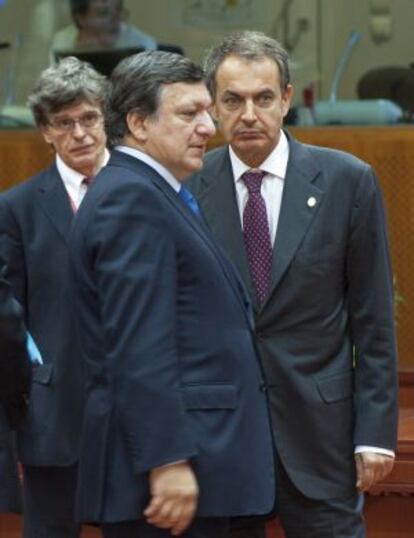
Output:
[
  {"xmin": 0, "ymin": 164, "xmax": 85, "ymax": 466},
  {"xmin": 0, "ymin": 263, "xmax": 28, "ymax": 513},
  {"xmin": 68, "ymin": 150, "xmax": 275, "ymax": 523},
  {"xmin": 188, "ymin": 132, "xmax": 399, "ymax": 500},
  {"xmin": 0, "ymin": 262, "xmax": 29, "ymax": 405},
  {"xmin": 0, "ymin": 421, "xmax": 21, "ymax": 513}
]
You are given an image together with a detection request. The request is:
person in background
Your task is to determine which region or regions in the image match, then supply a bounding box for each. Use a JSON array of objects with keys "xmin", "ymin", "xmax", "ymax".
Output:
[
  {"xmin": 0, "ymin": 261, "xmax": 29, "ymax": 410},
  {"xmin": 188, "ymin": 30, "xmax": 398, "ymax": 538},
  {"xmin": 0, "ymin": 56, "xmax": 109, "ymax": 538},
  {"xmin": 0, "ymin": 260, "xmax": 30, "ymax": 517},
  {"xmin": 68, "ymin": 50, "xmax": 275, "ymax": 538},
  {"xmin": 51, "ymin": 0, "xmax": 157, "ymax": 54}
]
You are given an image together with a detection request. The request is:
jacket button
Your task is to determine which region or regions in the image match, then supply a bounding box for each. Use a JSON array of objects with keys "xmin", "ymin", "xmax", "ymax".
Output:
[{"xmin": 259, "ymin": 384, "xmax": 267, "ymax": 392}]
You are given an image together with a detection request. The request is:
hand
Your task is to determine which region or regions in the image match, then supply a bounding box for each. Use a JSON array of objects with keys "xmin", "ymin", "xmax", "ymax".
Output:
[
  {"xmin": 144, "ymin": 461, "xmax": 199, "ymax": 536},
  {"xmin": 355, "ymin": 452, "xmax": 395, "ymax": 492}
]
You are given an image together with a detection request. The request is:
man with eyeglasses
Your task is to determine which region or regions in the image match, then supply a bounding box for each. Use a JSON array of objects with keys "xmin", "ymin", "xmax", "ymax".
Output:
[{"xmin": 0, "ymin": 56, "xmax": 108, "ymax": 538}]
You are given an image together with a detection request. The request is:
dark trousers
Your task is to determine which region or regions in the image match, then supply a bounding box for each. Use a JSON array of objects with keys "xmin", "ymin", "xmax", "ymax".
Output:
[
  {"xmin": 102, "ymin": 517, "xmax": 229, "ymax": 538},
  {"xmin": 230, "ymin": 460, "xmax": 365, "ymax": 538},
  {"xmin": 22, "ymin": 463, "xmax": 81, "ymax": 538}
]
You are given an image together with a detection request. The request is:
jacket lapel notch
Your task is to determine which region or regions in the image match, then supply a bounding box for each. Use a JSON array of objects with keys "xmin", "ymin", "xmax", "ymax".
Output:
[{"xmin": 37, "ymin": 168, "xmax": 73, "ymax": 242}]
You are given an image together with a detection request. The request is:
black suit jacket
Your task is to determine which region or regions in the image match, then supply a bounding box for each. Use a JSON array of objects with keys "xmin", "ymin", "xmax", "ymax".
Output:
[
  {"xmin": 0, "ymin": 262, "xmax": 29, "ymax": 404},
  {"xmin": 0, "ymin": 262, "xmax": 28, "ymax": 512},
  {"xmin": 188, "ymin": 132, "xmax": 399, "ymax": 500},
  {"xmin": 69, "ymin": 150, "xmax": 275, "ymax": 522},
  {"xmin": 0, "ymin": 164, "xmax": 85, "ymax": 466}
]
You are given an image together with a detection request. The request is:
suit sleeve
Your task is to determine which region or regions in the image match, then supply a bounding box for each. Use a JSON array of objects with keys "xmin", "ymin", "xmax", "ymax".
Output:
[
  {"xmin": 0, "ymin": 197, "xmax": 27, "ymax": 307},
  {"xmin": 86, "ymin": 182, "xmax": 197, "ymax": 473},
  {"xmin": 0, "ymin": 198, "xmax": 31, "ymax": 427},
  {"xmin": 347, "ymin": 164, "xmax": 398, "ymax": 450},
  {"xmin": 0, "ymin": 263, "xmax": 30, "ymax": 416}
]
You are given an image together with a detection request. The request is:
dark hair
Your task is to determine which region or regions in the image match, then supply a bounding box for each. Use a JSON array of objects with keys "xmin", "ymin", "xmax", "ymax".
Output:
[
  {"xmin": 70, "ymin": 0, "xmax": 122, "ymax": 15},
  {"xmin": 106, "ymin": 50, "xmax": 205, "ymax": 145},
  {"xmin": 28, "ymin": 56, "xmax": 109, "ymax": 126},
  {"xmin": 70, "ymin": 0, "xmax": 123, "ymax": 25},
  {"xmin": 70, "ymin": 0, "xmax": 90, "ymax": 16},
  {"xmin": 204, "ymin": 30, "xmax": 290, "ymax": 98}
]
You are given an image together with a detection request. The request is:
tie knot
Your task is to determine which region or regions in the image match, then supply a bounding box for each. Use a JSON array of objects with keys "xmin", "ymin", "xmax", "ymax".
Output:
[
  {"xmin": 82, "ymin": 176, "xmax": 93, "ymax": 187},
  {"xmin": 242, "ymin": 170, "xmax": 265, "ymax": 193}
]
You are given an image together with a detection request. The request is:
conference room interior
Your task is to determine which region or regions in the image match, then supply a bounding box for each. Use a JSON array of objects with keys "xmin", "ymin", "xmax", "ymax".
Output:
[{"xmin": 0, "ymin": 1, "xmax": 414, "ymax": 537}]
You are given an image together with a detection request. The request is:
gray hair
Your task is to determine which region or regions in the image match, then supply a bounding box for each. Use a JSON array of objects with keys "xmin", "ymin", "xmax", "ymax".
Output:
[
  {"xmin": 106, "ymin": 50, "xmax": 205, "ymax": 146},
  {"xmin": 28, "ymin": 57, "xmax": 109, "ymax": 126},
  {"xmin": 204, "ymin": 31, "xmax": 290, "ymax": 98}
]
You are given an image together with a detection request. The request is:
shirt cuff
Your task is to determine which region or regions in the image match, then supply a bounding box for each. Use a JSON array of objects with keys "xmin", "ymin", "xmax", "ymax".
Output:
[{"xmin": 354, "ymin": 445, "xmax": 395, "ymax": 458}]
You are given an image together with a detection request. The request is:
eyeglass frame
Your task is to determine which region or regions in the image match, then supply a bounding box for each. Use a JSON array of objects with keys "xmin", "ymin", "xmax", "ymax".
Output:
[{"xmin": 48, "ymin": 110, "xmax": 104, "ymax": 133}]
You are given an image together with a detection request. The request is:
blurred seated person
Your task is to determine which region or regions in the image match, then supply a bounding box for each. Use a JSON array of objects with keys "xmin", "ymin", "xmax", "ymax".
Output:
[{"xmin": 51, "ymin": 0, "xmax": 157, "ymax": 54}]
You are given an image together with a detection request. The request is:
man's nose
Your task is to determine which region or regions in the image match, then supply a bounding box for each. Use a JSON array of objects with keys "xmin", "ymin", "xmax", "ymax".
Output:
[
  {"xmin": 197, "ymin": 111, "xmax": 216, "ymax": 137},
  {"xmin": 72, "ymin": 121, "xmax": 87, "ymax": 138},
  {"xmin": 241, "ymin": 100, "xmax": 256, "ymax": 123}
]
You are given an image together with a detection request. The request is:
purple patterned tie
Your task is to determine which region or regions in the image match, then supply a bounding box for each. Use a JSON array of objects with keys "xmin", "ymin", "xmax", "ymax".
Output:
[{"xmin": 242, "ymin": 170, "xmax": 273, "ymax": 305}]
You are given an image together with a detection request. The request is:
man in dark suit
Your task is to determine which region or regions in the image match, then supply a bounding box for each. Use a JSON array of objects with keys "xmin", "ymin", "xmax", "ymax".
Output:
[
  {"xmin": 68, "ymin": 50, "xmax": 275, "ymax": 538},
  {"xmin": 188, "ymin": 31, "xmax": 398, "ymax": 538},
  {"xmin": 0, "ymin": 262, "xmax": 30, "ymax": 514},
  {"xmin": 0, "ymin": 262, "xmax": 29, "ymax": 405},
  {"xmin": 0, "ymin": 57, "xmax": 108, "ymax": 537}
]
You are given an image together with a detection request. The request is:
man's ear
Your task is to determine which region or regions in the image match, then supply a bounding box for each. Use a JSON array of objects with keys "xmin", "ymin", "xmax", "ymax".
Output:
[
  {"xmin": 39, "ymin": 125, "xmax": 53, "ymax": 146},
  {"xmin": 126, "ymin": 110, "xmax": 147, "ymax": 143}
]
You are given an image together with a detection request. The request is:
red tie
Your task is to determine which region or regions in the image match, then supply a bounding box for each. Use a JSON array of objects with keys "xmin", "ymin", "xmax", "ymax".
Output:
[{"xmin": 69, "ymin": 177, "xmax": 93, "ymax": 213}]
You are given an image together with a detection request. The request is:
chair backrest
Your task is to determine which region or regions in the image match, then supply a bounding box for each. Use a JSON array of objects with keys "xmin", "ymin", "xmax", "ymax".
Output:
[{"xmin": 357, "ymin": 66, "xmax": 414, "ymax": 113}]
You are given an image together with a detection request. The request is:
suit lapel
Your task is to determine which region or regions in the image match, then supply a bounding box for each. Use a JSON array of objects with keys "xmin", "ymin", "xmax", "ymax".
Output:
[
  {"xmin": 195, "ymin": 149, "xmax": 255, "ymax": 300},
  {"xmin": 109, "ymin": 150, "xmax": 253, "ymax": 325},
  {"xmin": 37, "ymin": 165, "xmax": 73, "ymax": 242},
  {"xmin": 154, "ymin": 168, "xmax": 253, "ymax": 324},
  {"xmin": 265, "ymin": 135, "xmax": 323, "ymax": 303}
]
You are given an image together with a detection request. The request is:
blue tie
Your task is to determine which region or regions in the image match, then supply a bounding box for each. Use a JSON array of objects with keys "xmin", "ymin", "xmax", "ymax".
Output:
[{"xmin": 179, "ymin": 186, "xmax": 201, "ymax": 217}]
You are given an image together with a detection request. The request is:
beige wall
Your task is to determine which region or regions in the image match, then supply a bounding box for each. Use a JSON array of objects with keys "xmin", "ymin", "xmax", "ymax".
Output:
[
  {"xmin": 320, "ymin": 0, "xmax": 414, "ymax": 100},
  {"xmin": 0, "ymin": 0, "xmax": 413, "ymax": 107}
]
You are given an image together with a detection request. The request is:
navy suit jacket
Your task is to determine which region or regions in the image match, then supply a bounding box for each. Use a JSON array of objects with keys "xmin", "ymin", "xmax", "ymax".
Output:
[
  {"xmin": 0, "ymin": 164, "xmax": 85, "ymax": 466},
  {"xmin": 188, "ymin": 132, "xmax": 399, "ymax": 500},
  {"xmin": 68, "ymin": 150, "xmax": 275, "ymax": 523}
]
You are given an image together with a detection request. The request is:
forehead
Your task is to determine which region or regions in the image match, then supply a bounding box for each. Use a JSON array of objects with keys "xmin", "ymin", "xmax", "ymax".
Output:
[
  {"xmin": 215, "ymin": 55, "xmax": 281, "ymax": 93},
  {"xmin": 159, "ymin": 82, "xmax": 212, "ymax": 109},
  {"xmin": 51, "ymin": 100, "xmax": 102, "ymax": 118}
]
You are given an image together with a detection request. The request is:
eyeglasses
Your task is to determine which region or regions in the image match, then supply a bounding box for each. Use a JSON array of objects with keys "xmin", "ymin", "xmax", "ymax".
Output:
[{"xmin": 49, "ymin": 111, "xmax": 103, "ymax": 132}]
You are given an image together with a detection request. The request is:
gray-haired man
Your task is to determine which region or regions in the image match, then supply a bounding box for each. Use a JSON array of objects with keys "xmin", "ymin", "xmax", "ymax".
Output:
[{"xmin": 0, "ymin": 57, "xmax": 108, "ymax": 538}]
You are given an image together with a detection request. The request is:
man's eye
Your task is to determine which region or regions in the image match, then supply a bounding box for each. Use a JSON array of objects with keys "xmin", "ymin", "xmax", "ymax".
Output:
[
  {"xmin": 181, "ymin": 110, "xmax": 196, "ymax": 119},
  {"xmin": 82, "ymin": 112, "xmax": 99, "ymax": 125},
  {"xmin": 223, "ymin": 96, "xmax": 241, "ymax": 110},
  {"xmin": 256, "ymin": 94, "xmax": 274, "ymax": 106},
  {"xmin": 57, "ymin": 118, "xmax": 73, "ymax": 129}
]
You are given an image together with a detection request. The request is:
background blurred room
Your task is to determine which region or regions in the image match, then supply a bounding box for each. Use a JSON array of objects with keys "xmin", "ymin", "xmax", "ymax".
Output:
[{"xmin": 1, "ymin": 0, "xmax": 413, "ymax": 119}]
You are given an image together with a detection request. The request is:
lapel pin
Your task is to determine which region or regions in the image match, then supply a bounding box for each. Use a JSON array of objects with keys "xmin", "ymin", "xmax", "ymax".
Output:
[{"xmin": 307, "ymin": 196, "xmax": 317, "ymax": 208}]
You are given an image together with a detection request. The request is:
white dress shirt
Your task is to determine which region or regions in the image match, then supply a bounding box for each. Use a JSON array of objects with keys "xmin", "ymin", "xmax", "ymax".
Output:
[
  {"xmin": 56, "ymin": 149, "xmax": 110, "ymax": 210},
  {"xmin": 116, "ymin": 145, "xmax": 181, "ymax": 192},
  {"xmin": 230, "ymin": 130, "xmax": 289, "ymax": 245},
  {"xmin": 228, "ymin": 132, "xmax": 394, "ymax": 459}
]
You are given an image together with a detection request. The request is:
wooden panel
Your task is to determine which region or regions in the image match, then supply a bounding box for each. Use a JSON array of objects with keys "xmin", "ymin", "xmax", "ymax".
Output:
[
  {"xmin": 290, "ymin": 126, "xmax": 414, "ymax": 370},
  {"xmin": 0, "ymin": 130, "xmax": 53, "ymax": 191},
  {"xmin": 0, "ymin": 515, "xmax": 101, "ymax": 538}
]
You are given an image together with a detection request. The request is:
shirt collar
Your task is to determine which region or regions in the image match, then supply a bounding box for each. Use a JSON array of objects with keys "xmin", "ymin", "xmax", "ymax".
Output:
[
  {"xmin": 115, "ymin": 145, "xmax": 182, "ymax": 193},
  {"xmin": 229, "ymin": 130, "xmax": 289, "ymax": 184},
  {"xmin": 56, "ymin": 148, "xmax": 110, "ymax": 190}
]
